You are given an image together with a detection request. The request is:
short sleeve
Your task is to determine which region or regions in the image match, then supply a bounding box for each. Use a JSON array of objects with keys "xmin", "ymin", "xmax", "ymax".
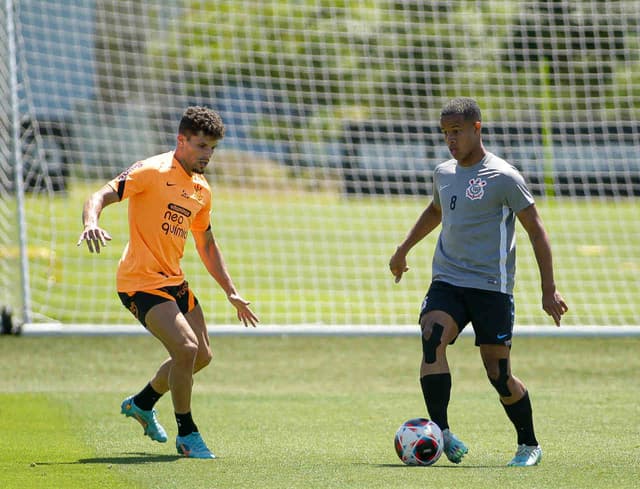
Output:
[
  {"xmin": 503, "ymin": 167, "xmax": 534, "ymax": 213},
  {"xmin": 108, "ymin": 161, "xmax": 154, "ymax": 201}
]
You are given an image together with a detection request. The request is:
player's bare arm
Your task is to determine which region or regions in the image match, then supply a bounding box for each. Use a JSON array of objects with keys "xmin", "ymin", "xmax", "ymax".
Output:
[
  {"xmin": 192, "ymin": 228, "xmax": 259, "ymax": 327},
  {"xmin": 516, "ymin": 204, "xmax": 568, "ymax": 326},
  {"xmin": 77, "ymin": 184, "xmax": 120, "ymax": 253},
  {"xmin": 390, "ymin": 201, "xmax": 442, "ymax": 283}
]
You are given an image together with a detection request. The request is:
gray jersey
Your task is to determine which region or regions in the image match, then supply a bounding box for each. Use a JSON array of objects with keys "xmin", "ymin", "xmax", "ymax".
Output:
[{"xmin": 431, "ymin": 152, "xmax": 534, "ymax": 294}]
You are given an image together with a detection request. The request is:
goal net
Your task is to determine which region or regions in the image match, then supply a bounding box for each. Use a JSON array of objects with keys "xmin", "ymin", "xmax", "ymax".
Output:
[{"xmin": 1, "ymin": 0, "xmax": 639, "ymax": 327}]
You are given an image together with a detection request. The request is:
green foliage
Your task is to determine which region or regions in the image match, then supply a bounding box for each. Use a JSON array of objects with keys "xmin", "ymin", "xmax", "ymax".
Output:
[
  {"xmin": 148, "ymin": 1, "xmax": 478, "ymax": 140},
  {"xmin": 142, "ymin": 0, "xmax": 640, "ymax": 140},
  {"xmin": 500, "ymin": 0, "xmax": 636, "ymax": 116}
]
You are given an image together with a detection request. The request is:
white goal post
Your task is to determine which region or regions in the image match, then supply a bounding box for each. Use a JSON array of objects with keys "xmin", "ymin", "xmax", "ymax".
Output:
[{"xmin": 1, "ymin": 0, "xmax": 639, "ymax": 329}]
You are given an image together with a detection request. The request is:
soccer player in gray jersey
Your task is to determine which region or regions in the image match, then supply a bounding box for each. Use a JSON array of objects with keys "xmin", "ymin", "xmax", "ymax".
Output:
[{"xmin": 389, "ymin": 97, "xmax": 568, "ymax": 467}]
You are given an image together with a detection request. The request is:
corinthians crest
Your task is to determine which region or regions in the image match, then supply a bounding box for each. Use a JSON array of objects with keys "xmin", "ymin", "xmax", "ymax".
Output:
[{"xmin": 465, "ymin": 177, "xmax": 487, "ymax": 200}]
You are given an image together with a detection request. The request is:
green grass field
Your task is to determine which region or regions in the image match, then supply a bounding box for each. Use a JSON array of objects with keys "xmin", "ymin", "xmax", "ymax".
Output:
[
  {"xmin": 1, "ymin": 334, "xmax": 639, "ymax": 489},
  {"xmin": 11, "ymin": 179, "xmax": 640, "ymax": 326}
]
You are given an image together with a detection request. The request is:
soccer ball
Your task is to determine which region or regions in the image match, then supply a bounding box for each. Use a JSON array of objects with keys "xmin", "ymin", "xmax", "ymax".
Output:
[{"xmin": 394, "ymin": 418, "xmax": 443, "ymax": 466}]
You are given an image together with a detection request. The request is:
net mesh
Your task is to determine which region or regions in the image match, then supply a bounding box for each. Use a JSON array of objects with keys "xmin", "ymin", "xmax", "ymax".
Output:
[{"xmin": 1, "ymin": 0, "xmax": 639, "ymax": 326}]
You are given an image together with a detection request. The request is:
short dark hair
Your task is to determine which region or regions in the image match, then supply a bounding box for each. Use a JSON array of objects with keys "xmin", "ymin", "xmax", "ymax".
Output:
[
  {"xmin": 440, "ymin": 97, "xmax": 481, "ymax": 122},
  {"xmin": 178, "ymin": 106, "xmax": 225, "ymax": 138}
]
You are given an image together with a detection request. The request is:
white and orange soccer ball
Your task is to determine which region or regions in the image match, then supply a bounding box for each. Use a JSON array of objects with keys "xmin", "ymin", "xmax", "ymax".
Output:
[{"xmin": 394, "ymin": 418, "xmax": 444, "ymax": 466}]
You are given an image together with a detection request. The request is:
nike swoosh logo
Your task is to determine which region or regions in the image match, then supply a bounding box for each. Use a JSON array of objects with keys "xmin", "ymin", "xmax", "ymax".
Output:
[
  {"xmin": 497, "ymin": 333, "xmax": 509, "ymax": 340},
  {"xmin": 178, "ymin": 443, "xmax": 191, "ymax": 456},
  {"xmin": 438, "ymin": 184, "xmax": 450, "ymax": 191},
  {"xmin": 166, "ymin": 182, "xmax": 176, "ymax": 186},
  {"xmin": 133, "ymin": 413, "xmax": 148, "ymax": 429}
]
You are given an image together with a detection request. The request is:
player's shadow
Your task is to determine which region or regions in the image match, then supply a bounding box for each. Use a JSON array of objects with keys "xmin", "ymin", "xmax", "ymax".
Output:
[
  {"xmin": 77, "ymin": 452, "xmax": 183, "ymax": 464},
  {"xmin": 36, "ymin": 452, "xmax": 182, "ymax": 466}
]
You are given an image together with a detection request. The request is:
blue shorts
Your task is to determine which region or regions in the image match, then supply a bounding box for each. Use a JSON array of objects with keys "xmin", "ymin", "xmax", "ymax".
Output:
[
  {"xmin": 419, "ymin": 280, "xmax": 514, "ymax": 346},
  {"xmin": 118, "ymin": 281, "xmax": 199, "ymax": 328}
]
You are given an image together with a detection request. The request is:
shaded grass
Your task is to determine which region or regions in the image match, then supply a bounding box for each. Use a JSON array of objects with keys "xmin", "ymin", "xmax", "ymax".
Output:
[
  {"xmin": 0, "ymin": 393, "xmax": 130, "ymax": 489},
  {"xmin": 1, "ymin": 334, "xmax": 639, "ymax": 488}
]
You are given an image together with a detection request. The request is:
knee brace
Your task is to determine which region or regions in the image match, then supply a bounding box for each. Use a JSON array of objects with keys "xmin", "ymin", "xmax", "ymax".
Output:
[
  {"xmin": 489, "ymin": 358, "xmax": 512, "ymax": 397},
  {"xmin": 422, "ymin": 322, "xmax": 444, "ymax": 364}
]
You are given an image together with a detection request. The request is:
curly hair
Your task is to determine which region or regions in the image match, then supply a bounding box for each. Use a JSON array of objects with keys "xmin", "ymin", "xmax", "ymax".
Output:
[
  {"xmin": 440, "ymin": 97, "xmax": 481, "ymax": 122},
  {"xmin": 178, "ymin": 106, "xmax": 225, "ymax": 139}
]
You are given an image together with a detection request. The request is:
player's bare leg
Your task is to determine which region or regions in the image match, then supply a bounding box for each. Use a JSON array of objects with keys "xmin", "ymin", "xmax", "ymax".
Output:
[
  {"xmin": 145, "ymin": 301, "xmax": 198, "ymax": 412},
  {"xmin": 480, "ymin": 345, "xmax": 541, "ymax": 466},
  {"xmin": 148, "ymin": 304, "xmax": 213, "ymax": 395},
  {"xmin": 120, "ymin": 303, "xmax": 196, "ymax": 444},
  {"xmin": 122, "ymin": 303, "xmax": 214, "ymax": 452},
  {"xmin": 419, "ymin": 311, "xmax": 468, "ymax": 464},
  {"xmin": 144, "ymin": 301, "xmax": 215, "ymax": 458}
]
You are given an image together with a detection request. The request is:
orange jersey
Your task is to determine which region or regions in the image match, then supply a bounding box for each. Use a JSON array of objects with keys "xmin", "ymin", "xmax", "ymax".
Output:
[{"xmin": 108, "ymin": 151, "xmax": 212, "ymax": 293}]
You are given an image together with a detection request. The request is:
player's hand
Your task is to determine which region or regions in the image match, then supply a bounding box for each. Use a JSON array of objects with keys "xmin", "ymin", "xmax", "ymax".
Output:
[
  {"xmin": 389, "ymin": 248, "xmax": 410, "ymax": 283},
  {"xmin": 227, "ymin": 293, "xmax": 259, "ymax": 327},
  {"xmin": 542, "ymin": 289, "xmax": 568, "ymax": 327},
  {"xmin": 77, "ymin": 225, "xmax": 112, "ymax": 254}
]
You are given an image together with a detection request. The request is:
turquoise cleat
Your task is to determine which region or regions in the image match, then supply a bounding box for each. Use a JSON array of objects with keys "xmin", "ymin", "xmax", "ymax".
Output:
[
  {"xmin": 176, "ymin": 432, "xmax": 216, "ymax": 459},
  {"xmin": 507, "ymin": 444, "xmax": 542, "ymax": 467},
  {"xmin": 120, "ymin": 396, "xmax": 168, "ymax": 443},
  {"xmin": 442, "ymin": 429, "xmax": 469, "ymax": 464}
]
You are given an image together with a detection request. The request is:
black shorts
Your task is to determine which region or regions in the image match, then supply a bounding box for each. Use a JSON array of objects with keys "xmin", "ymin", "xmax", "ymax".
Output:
[
  {"xmin": 118, "ymin": 281, "xmax": 199, "ymax": 327},
  {"xmin": 419, "ymin": 280, "xmax": 514, "ymax": 346}
]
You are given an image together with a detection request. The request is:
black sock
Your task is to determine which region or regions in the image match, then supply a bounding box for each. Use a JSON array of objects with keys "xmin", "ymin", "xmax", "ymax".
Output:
[
  {"xmin": 501, "ymin": 391, "xmax": 538, "ymax": 446},
  {"xmin": 132, "ymin": 383, "xmax": 163, "ymax": 411},
  {"xmin": 420, "ymin": 373, "xmax": 452, "ymax": 431},
  {"xmin": 175, "ymin": 412, "xmax": 199, "ymax": 437}
]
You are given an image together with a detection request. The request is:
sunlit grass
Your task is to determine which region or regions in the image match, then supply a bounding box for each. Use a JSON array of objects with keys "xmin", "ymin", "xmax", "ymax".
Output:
[
  {"xmin": 1, "ymin": 335, "xmax": 639, "ymax": 489},
  {"xmin": 13, "ymin": 179, "xmax": 640, "ymax": 325}
]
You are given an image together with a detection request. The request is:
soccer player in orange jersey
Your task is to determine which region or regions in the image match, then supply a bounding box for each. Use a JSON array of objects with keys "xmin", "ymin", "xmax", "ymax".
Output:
[{"xmin": 78, "ymin": 106, "xmax": 259, "ymax": 459}]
